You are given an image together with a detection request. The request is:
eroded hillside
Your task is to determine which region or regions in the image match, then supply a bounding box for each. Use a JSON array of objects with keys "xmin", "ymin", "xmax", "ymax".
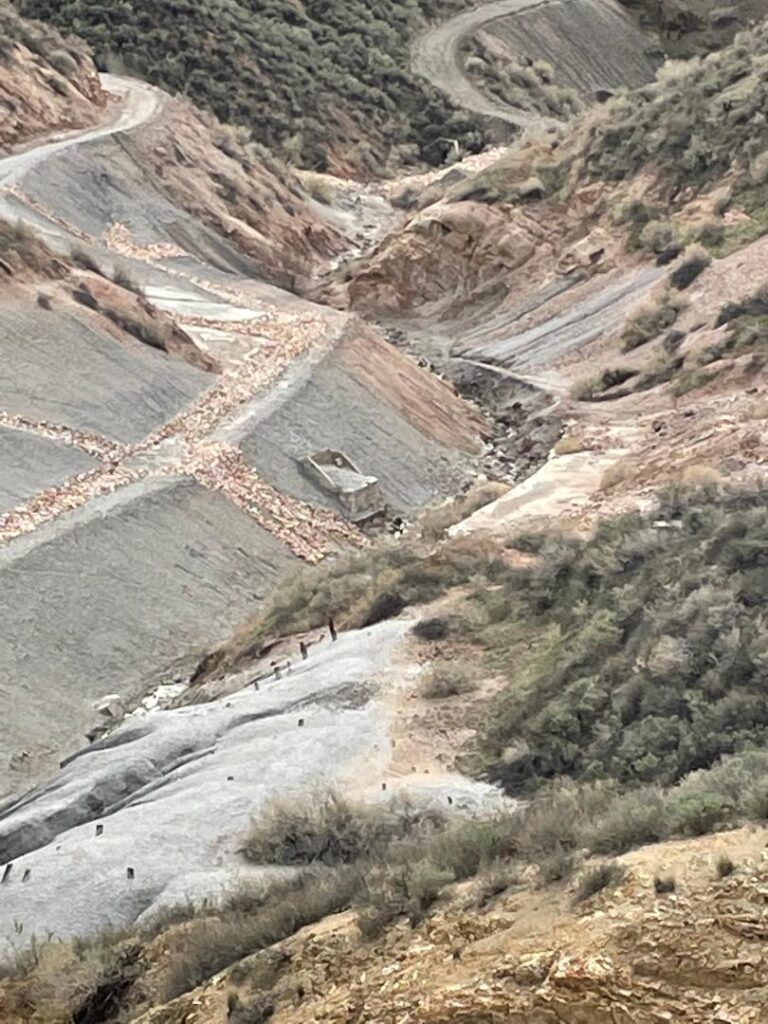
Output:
[{"xmin": 2, "ymin": 0, "xmax": 768, "ymax": 1022}]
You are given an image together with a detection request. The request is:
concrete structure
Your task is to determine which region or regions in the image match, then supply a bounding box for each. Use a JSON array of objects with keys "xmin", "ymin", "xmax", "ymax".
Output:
[{"xmin": 301, "ymin": 449, "xmax": 384, "ymax": 521}]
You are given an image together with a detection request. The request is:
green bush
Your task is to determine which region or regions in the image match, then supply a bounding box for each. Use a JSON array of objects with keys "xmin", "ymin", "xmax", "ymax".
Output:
[{"xmin": 477, "ymin": 488, "xmax": 768, "ymax": 794}]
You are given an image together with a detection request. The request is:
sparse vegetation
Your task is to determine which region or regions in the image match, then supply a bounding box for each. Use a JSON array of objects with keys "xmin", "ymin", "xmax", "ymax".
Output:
[
  {"xmin": 668, "ymin": 245, "xmax": 711, "ymax": 290},
  {"xmin": 193, "ymin": 536, "xmax": 507, "ymax": 683},
  {"xmin": 654, "ymin": 875, "xmax": 676, "ymax": 894},
  {"xmin": 418, "ymin": 481, "xmax": 508, "ymax": 543},
  {"xmin": 419, "ymin": 658, "xmax": 478, "ymax": 699},
  {"xmin": 716, "ymin": 853, "xmax": 735, "ymax": 878},
  {"xmin": 621, "ymin": 291, "xmax": 687, "ymax": 351},
  {"xmin": 461, "ymin": 37, "xmax": 581, "ymax": 121},
  {"xmin": 574, "ymin": 860, "xmax": 625, "ymax": 902}
]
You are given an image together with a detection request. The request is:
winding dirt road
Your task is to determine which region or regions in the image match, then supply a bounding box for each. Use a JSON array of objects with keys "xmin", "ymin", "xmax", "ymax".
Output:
[
  {"xmin": 0, "ymin": 75, "xmax": 161, "ymax": 186},
  {"xmin": 411, "ymin": 0, "xmax": 560, "ymax": 129}
]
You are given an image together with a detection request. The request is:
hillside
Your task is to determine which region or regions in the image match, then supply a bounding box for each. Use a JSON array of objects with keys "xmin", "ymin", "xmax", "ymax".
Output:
[
  {"xmin": 2, "ymin": 0, "xmax": 768, "ymax": 1022},
  {"xmin": 13, "ymin": 0, "xmax": 491, "ymax": 175},
  {"xmin": 0, "ymin": 0, "xmax": 105, "ymax": 147}
]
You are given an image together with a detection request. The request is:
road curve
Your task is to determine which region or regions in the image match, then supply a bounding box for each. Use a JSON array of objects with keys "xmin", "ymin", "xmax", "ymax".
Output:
[
  {"xmin": 411, "ymin": 0, "xmax": 560, "ymax": 129},
  {"xmin": 0, "ymin": 75, "xmax": 162, "ymax": 187}
]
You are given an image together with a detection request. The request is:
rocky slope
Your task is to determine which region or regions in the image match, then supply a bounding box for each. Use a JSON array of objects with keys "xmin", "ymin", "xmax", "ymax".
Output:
[{"xmin": 0, "ymin": 1, "xmax": 104, "ymax": 148}]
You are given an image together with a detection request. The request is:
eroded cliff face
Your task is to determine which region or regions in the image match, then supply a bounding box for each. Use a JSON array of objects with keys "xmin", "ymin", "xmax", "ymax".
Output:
[{"xmin": 0, "ymin": 2, "xmax": 104, "ymax": 149}]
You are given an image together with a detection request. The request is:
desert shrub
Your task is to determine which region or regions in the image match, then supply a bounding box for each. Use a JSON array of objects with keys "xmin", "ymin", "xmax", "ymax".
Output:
[
  {"xmin": 47, "ymin": 46, "xmax": 77, "ymax": 77},
  {"xmin": 583, "ymin": 788, "xmax": 666, "ymax": 854},
  {"xmin": 639, "ymin": 219, "xmax": 682, "ymax": 259},
  {"xmin": 420, "ymin": 659, "xmax": 477, "ymax": 699},
  {"xmin": 668, "ymin": 245, "xmax": 711, "ymax": 290},
  {"xmin": 411, "ymin": 616, "xmax": 455, "ymax": 640},
  {"xmin": 477, "ymin": 488, "xmax": 768, "ymax": 795},
  {"xmin": 112, "ymin": 268, "xmax": 143, "ymax": 294},
  {"xmin": 573, "ymin": 366, "xmax": 638, "ymax": 401},
  {"xmin": 716, "ymin": 854, "xmax": 735, "ymax": 878},
  {"xmin": 696, "ymin": 221, "xmax": 726, "ymax": 247},
  {"xmin": 160, "ymin": 870, "xmax": 359, "ymax": 1001},
  {"xmin": 17, "ymin": 0, "xmax": 489, "ymax": 174},
  {"xmin": 621, "ymin": 292, "xmax": 686, "ymax": 351},
  {"xmin": 574, "ymin": 861, "xmax": 625, "ymax": 902},
  {"xmin": 715, "ymin": 284, "xmax": 768, "ymax": 327},
  {"xmin": 666, "ymin": 791, "xmax": 729, "ymax": 836},
  {"xmin": 240, "ymin": 792, "xmax": 445, "ymax": 867},
  {"xmin": 654, "ymin": 875, "xmax": 676, "ymax": 894},
  {"xmin": 418, "ymin": 481, "xmax": 508, "ymax": 543},
  {"xmin": 70, "ymin": 247, "xmax": 103, "ymax": 275}
]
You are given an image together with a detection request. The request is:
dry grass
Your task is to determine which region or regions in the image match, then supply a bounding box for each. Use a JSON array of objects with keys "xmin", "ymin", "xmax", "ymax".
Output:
[
  {"xmin": 418, "ymin": 482, "xmax": 508, "ymax": 543},
  {"xmin": 419, "ymin": 658, "xmax": 478, "ymax": 699}
]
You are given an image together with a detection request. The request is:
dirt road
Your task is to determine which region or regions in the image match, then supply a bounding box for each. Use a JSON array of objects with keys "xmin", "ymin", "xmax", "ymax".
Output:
[
  {"xmin": 411, "ymin": 0, "xmax": 560, "ymax": 128},
  {"xmin": 0, "ymin": 75, "xmax": 161, "ymax": 186}
]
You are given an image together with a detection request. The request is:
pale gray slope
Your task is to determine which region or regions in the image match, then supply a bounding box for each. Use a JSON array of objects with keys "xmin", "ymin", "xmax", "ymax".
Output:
[
  {"xmin": 0, "ymin": 427, "xmax": 94, "ymax": 512},
  {"xmin": 0, "ymin": 477, "xmax": 295, "ymax": 793},
  {"xmin": 478, "ymin": 0, "xmax": 660, "ymax": 102},
  {"xmin": 465, "ymin": 267, "xmax": 665, "ymax": 368},
  {"xmin": 0, "ymin": 303, "xmax": 209, "ymax": 442},
  {"xmin": 0, "ymin": 620, "xmax": 504, "ymax": 951},
  {"xmin": 235, "ymin": 350, "xmax": 469, "ymax": 514}
]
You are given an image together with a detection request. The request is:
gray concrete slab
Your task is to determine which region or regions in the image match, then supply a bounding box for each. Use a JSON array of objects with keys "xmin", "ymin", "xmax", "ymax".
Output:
[
  {"xmin": 0, "ymin": 426, "xmax": 94, "ymax": 512},
  {"xmin": 0, "ymin": 303, "xmax": 209, "ymax": 442},
  {"xmin": 0, "ymin": 477, "xmax": 295, "ymax": 793}
]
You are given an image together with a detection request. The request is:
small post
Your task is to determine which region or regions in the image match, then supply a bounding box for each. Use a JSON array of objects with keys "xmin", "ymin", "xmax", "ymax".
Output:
[
  {"xmin": 95, "ymin": 823, "xmax": 103, "ymax": 837},
  {"xmin": 126, "ymin": 867, "xmax": 135, "ymax": 880},
  {"xmin": 381, "ymin": 782, "xmax": 387, "ymax": 792},
  {"xmin": 22, "ymin": 869, "xmax": 30, "ymax": 883},
  {"xmin": 273, "ymin": 664, "xmax": 282, "ymax": 680},
  {"xmin": 1, "ymin": 863, "xmax": 12, "ymax": 883},
  {"xmin": 299, "ymin": 641, "xmax": 308, "ymax": 661},
  {"xmin": 298, "ymin": 718, "xmax": 305, "ymax": 728},
  {"xmin": 447, "ymin": 795, "xmax": 453, "ymax": 806},
  {"xmin": 328, "ymin": 617, "xmax": 337, "ymax": 642}
]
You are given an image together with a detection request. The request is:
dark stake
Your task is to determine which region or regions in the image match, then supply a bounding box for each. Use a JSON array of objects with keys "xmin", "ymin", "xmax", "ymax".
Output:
[
  {"xmin": 1, "ymin": 864, "xmax": 12, "ymax": 883},
  {"xmin": 253, "ymin": 680, "xmax": 260, "ymax": 691},
  {"xmin": 328, "ymin": 617, "xmax": 337, "ymax": 642},
  {"xmin": 381, "ymin": 782, "xmax": 387, "ymax": 792},
  {"xmin": 447, "ymin": 796, "xmax": 453, "ymax": 806},
  {"xmin": 126, "ymin": 867, "xmax": 135, "ymax": 880},
  {"xmin": 298, "ymin": 718, "xmax": 305, "ymax": 728},
  {"xmin": 300, "ymin": 641, "xmax": 308, "ymax": 661},
  {"xmin": 95, "ymin": 824, "xmax": 103, "ymax": 837},
  {"xmin": 273, "ymin": 665, "xmax": 282, "ymax": 680},
  {"xmin": 22, "ymin": 869, "xmax": 30, "ymax": 883}
]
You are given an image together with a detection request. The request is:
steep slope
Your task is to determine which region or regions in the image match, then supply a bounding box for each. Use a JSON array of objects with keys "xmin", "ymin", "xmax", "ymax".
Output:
[{"xmin": 0, "ymin": 0, "xmax": 104, "ymax": 147}]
